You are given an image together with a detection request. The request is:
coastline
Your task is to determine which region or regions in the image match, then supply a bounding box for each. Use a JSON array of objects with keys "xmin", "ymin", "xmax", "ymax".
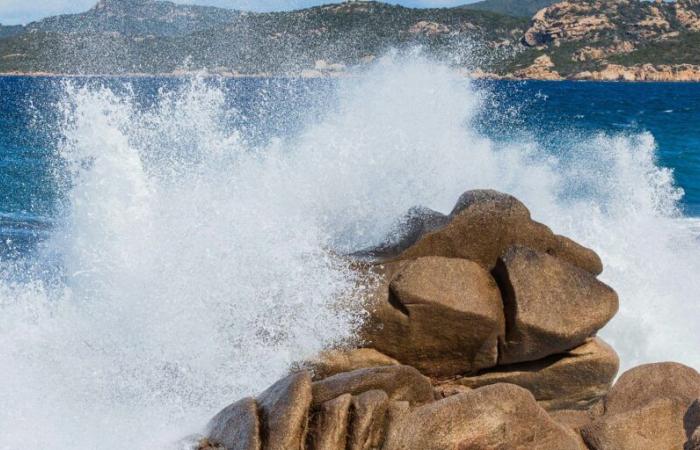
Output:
[{"xmin": 3, "ymin": 70, "xmax": 700, "ymax": 82}]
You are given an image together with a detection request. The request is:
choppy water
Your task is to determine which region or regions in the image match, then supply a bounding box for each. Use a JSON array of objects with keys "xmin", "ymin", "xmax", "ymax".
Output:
[{"xmin": 0, "ymin": 57, "xmax": 699, "ymax": 449}]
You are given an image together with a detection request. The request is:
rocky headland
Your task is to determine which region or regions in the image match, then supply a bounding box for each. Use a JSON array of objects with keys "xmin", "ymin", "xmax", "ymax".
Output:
[{"xmin": 189, "ymin": 190, "xmax": 700, "ymax": 450}]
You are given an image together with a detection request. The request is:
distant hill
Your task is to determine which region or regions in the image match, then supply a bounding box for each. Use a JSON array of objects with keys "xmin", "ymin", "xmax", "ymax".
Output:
[
  {"xmin": 0, "ymin": 25, "xmax": 24, "ymax": 39},
  {"xmin": 0, "ymin": 1, "xmax": 526, "ymax": 74},
  {"xmin": 25, "ymin": 0, "xmax": 241, "ymax": 37},
  {"xmin": 462, "ymin": 0, "xmax": 556, "ymax": 18},
  {"xmin": 2, "ymin": 0, "xmax": 700, "ymax": 81}
]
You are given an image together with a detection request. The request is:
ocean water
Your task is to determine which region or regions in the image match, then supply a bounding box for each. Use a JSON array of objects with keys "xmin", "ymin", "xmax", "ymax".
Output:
[{"xmin": 0, "ymin": 57, "xmax": 699, "ymax": 448}]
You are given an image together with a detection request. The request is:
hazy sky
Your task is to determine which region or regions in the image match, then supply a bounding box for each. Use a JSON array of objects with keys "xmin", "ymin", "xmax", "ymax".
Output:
[{"xmin": 0, "ymin": 0, "xmax": 478, "ymax": 25}]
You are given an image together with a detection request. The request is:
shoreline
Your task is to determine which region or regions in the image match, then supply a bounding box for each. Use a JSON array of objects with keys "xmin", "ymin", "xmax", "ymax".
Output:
[{"xmin": 3, "ymin": 71, "xmax": 700, "ymax": 83}]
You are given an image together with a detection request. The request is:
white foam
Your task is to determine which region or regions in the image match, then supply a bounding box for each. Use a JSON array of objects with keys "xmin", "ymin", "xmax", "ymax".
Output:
[{"xmin": 0, "ymin": 55, "xmax": 698, "ymax": 449}]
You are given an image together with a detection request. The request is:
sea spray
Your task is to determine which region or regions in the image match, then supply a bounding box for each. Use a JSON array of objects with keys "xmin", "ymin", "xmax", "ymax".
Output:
[{"xmin": 0, "ymin": 55, "xmax": 698, "ymax": 449}]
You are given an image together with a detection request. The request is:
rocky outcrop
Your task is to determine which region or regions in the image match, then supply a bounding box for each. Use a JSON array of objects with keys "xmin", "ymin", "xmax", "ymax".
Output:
[
  {"xmin": 523, "ymin": 2, "xmax": 614, "ymax": 47},
  {"xmin": 573, "ymin": 63, "xmax": 700, "ymax": 82},
  {"xmin": 571, "ymin": 41, "xmax": 635, "ymax": 62},
  {"xmin": 365, "ymin": 190, "xmax": 602, "ymax": 275},
  {"xmin": 196, "ymin": 189, "xmax": 697, "ymax": 450},
  {"xmin": 513, "ymin": 54, "xmax": 563, "ymax": 80}
]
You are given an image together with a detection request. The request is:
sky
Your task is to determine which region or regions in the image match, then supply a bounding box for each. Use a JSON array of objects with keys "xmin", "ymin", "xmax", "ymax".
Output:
[{"xmin": 0, "ymin": 0, "xmax": 478, "ymax": 25}]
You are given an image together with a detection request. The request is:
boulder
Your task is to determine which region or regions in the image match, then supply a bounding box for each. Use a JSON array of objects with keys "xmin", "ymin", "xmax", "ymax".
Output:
[
  {"xmin": 311, "ymin": 365, "xmax": 434, "ymax": 407},
  {"xmin": 455, "ymin": 338, "xmax": 619, "ymax": 410},
  {"xmin": 581, "ymin": 363, "xmax": 700, "ymax": 450},
  {"xmin": 391, "ymin": 190, "xmax": 602, "ymax": 275},
  {"xmin": 204, "ymin": 397, "xmax": 260, "ymax": 450},
  {"xmin": 383, "ymin": 383, "xmax": 584, "ymax": 450},
  {"xmin": 582, "ymin": 398, "xmax": 693, "ymax": 450},
  {"xmin": 307, "ymin": 394, "xmax": 352, "ymax": 450},
  {"xmin": 347, "ymin": 390, "xmax": 389, "ymax": 450},
  {"xmin": 308, "ymin": 348, "xmax": 400, "ymax": 381},
  {"xmin": 494, "ymin": 246, "xmax": 618, "ymax": 364},
  {"xmin": 603, "ymin": 363, "xmax": 700, "ymax": 416},
  {"xmin": 361, "ymin": 256, "xmax": 504, "ymax": 377},
  {"xmin": 257, "ymin": 371, "xmax": 312, "ymax": 450}
]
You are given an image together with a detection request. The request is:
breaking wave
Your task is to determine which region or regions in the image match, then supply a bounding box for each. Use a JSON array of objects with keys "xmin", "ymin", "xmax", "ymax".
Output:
[{"xmin": 0, "ymin": 56, "xmax": 698, "ymax": 449}]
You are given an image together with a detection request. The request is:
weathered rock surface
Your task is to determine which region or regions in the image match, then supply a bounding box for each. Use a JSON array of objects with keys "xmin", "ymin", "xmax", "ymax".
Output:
[
  {"xmin": 347, "ymin": 390, "xmax": 389, "ymax": 450},
  {"xmin": 603, "ymin": 363, "xmax": 700, "ymax": 416},
  {"xmin": 494, "ymin": 245, "xmax": 618, "ymax": 364},
  {"xmin": 257, "ymin": 371, "xmax": 313, "ymax": 450},
  {"xmin": 362, "ymin": 256, "xmax": 504, "ymax": 377},
  {"xmin": 455, "ymin": 338, "xmax": 619, "ymax": 410},
  {"xmin": 583, "ymin": 398, "xmax": 694, "ymax": 450},
  {"xmin": 581, "ymin": 363, "xmax": 700, "ymax": 450},
  {"xmin": 311, "ymin": 365, "xmax": 434, "ymax": 407},
  {"xmin": 205, "ymin": 397, "xmax": 261, "ymax": 450},
  {"xmin": 308, "ymin": 394, "xmax": 352, "ymax": 450},
  {"xmin": 380, "ymin": 190, "xmax": 603, "ymax": 275},
  {"xmin": 308, "ymin": 348, "xmax": 400, "ymax": 381},
  {"xmin": 383, "ymin": 384, "xmax": 585, "ymax": 450}
]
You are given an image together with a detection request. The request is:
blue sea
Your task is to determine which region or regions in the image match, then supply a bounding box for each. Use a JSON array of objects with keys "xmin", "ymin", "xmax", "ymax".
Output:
[{"xmin": 0, "ymin": 59, "xmax": 699, "ymax": 448}]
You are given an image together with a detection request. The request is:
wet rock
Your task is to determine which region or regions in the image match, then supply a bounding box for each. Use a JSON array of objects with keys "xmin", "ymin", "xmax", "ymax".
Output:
[
  {"xmin": 347, "ymin": 390, "xmax": 389, "ymax": 450},
  {"xmin": 307, "ymin": 394, "xmax": 352, "ymax": 450},
  {"xmin": 455, "ymin": 338, "xmax": 619, "ymax": 410},
  {"xmin": 383, "ymin": 383, "xmax": 584, "ymax": 450},
  {"xmin": 494, "ymin": 246, "xmax": 618, "ymax": 364},
  {"xmin": 393, "ymin": 190, "xmax": 602, "ymax": 275},
  {"xmin": 257, "ymin": 371, "xmax": 312, "ymax": 450},
  {"xmin": 355, "ymin": 206, "xmax": 448, "ymax": 259},
  {"xmin": 204, "ymin": 397, "xmax": 260, "ymax": 450},
  {"xmin": 308, "ymin": 348, "xmax": 399, "ymax": 381},
  {"xmin": 362, "ymin": 256, "xmax": 504, "ymax": 376},
  {"xmin": 311, "ymin": 365, "xmax": 433, "ymax": 407}
]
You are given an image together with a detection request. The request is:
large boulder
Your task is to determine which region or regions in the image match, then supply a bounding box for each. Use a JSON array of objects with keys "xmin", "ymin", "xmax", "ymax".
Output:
[
  {"xmin": 385, "ymin": 190, "xmax": 603, "ymax": 275},
  {"xmin": 307, "ymin": 394, "xmax": 352, "ymax": 450},
  {"xmin": 454, "ymin": 338, "xmax": 619, "ymax": 410},
  {"xmin": 494, "ymin": 245, "xmax": 618, "ymax": 364},
  {"xmin": 581, "ymin": 363, "xmax": 700, "ymax": 450},
  {"xmin": 361, "ymin": 256, "xmax": 504, "ymax": 377},
  {"xmin": 257, "ymin": 371, "xmax": 313, "ymax": 450},
  {"xmin": 311, "ymin": 365, "xmax": 434, "ymax": 407},
  {"xmin": 383, "ymin": 383, "xmax": 585, "ymax": 450},
  {"xmin": 204, "ymin": 397, "xmax": 260, "ymax": 450}
]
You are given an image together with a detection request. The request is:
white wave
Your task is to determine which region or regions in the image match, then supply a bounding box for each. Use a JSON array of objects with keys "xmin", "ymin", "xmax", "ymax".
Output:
[{"xmin": 0, "ymin": 55, "xmax": 698, "ymax": 449}]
